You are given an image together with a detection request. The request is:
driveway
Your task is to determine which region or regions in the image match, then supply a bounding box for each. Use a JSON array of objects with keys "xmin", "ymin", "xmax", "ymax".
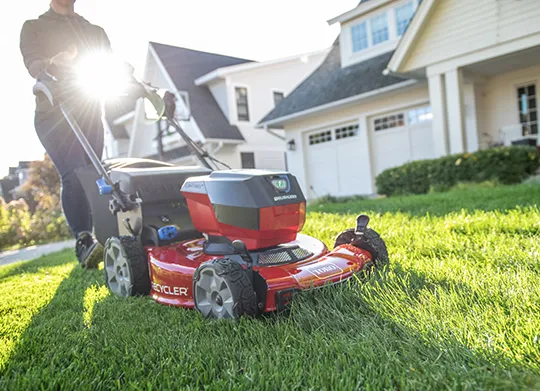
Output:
[{"xmin": 0, "ymin": 240, "xmax": 75, "ymax": 267}]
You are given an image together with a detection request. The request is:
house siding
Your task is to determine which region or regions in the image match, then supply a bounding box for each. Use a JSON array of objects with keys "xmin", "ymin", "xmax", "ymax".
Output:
[{"xmin": 404, "ymin": 0, "xmax": 540, "ymax": 71}]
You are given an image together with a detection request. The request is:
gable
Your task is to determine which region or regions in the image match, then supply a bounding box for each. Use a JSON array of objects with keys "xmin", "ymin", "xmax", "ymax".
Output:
[{"xmin": 398, "ymin": 0, "xmax": 540, "ymax": 73}]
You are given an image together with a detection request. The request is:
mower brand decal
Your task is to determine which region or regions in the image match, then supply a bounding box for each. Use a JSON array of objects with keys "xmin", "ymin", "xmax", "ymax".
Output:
[
  {"xmin": 151, "ymin": 282, "xmax": 188, "ymax": 296},
  {"xmin": 274, "ymin": 194, "xmax": 298, "ymax": 202},
  {"xmin": 303, "ymin": 262, "xmax": 343, "ymax": 280},
  {"xmin": 182, "ymin": 182, "xmax": 207, "ymax": 194}
]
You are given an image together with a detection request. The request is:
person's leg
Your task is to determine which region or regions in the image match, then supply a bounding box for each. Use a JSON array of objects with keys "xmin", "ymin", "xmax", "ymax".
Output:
[{"xmin": 34, "ymin": 108, "xmax": 104, "ymax": 267}]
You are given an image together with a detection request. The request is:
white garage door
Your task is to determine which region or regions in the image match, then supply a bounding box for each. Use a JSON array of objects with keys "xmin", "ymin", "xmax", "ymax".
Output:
[
  {"xmin": 372, "ymin": 105, "xmax": 434, "ymax": 176},
  {"xmin": 305, "ymin": 124, "xmax": 372, "ymax": 198}
]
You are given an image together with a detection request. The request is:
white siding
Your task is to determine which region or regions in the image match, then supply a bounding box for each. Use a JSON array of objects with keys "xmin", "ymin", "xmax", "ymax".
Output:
[{"xmin": 404, "ymin": 0, "xmax": 540, "ymax": 71}]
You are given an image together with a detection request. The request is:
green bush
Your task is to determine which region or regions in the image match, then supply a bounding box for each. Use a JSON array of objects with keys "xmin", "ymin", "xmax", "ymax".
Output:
[{"xmin": 375, "ymin": 146, "xmax": 540, "ymax": 196}]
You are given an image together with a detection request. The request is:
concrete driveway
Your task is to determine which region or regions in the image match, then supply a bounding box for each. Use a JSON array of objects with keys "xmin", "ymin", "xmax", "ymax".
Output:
[{"xmin": 0, "ymin": 240, "xmax": 75, "ymax": 267}]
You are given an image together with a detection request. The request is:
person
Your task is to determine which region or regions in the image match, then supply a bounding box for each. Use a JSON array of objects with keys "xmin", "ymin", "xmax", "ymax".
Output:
[{"xmin": 19, "ymin": 0, "xmax": 113, "ymax": 268}]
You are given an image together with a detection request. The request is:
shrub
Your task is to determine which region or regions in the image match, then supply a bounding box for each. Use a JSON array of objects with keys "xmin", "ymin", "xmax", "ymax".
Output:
[{"xmin": 375, "ymin": 146, "xmax": 540, "ymax": 196}]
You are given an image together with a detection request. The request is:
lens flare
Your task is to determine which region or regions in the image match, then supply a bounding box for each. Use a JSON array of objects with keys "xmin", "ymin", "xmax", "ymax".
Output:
[{"xmin": 76, "ymin": 52, "xmax": 130, "ymax": 100}]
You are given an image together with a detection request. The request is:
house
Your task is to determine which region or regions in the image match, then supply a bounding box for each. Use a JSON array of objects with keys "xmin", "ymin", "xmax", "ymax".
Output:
[
  {"xmin": 103, "ymin": 42, "xmax": 328, "ymax": 170},
  {"xmin": 0, "ymin": 161, "xmax": 34, "ymax": 202},
  {"xmin": 259, "ymin": 0, "xmax": 540, "ymax": 200}
]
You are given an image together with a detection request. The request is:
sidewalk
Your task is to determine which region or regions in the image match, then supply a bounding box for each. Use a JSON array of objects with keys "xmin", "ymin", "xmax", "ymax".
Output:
[{"xmin": 0, "ymin": 240, "xmax": 75, "ymax": 267}]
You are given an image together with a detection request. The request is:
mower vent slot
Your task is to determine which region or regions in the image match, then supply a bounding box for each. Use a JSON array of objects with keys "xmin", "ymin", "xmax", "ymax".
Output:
[
  {"xmin": 291, "ymin": 247, "xmax": 312, "ymax": 261},
  {"xmin": 257, "ymin": 246, "xmax": 313, "ymax": 266}
]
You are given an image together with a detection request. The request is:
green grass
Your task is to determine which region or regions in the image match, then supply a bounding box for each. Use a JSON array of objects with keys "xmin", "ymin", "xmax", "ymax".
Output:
[{"xmin": 1, "ymin": 183, "xmax": 539, "ymax": 390}]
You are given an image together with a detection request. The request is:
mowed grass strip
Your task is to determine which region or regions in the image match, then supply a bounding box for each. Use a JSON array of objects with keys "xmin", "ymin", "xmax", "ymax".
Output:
[{"xmin": 0, "ymin": 184, "xmax": 539, "ymax": 390}]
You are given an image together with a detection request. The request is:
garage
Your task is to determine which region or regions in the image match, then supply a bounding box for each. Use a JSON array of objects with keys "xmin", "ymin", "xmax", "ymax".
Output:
[
  {"xmin": 371, "ymin": 105, "xmax": 435, "ymax": 176},
  {"xmin": 305, "ymin": 123, "xmax": 372, "ymax": 198}
]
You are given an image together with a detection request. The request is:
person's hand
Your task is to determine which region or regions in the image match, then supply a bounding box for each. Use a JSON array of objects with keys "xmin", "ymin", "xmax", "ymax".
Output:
[{"xmin": 49, "ymin": 44, "xmax": 78, "ymax": 67}]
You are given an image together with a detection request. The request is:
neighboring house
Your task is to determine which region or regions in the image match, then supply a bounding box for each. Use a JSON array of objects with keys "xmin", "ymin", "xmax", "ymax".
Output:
[
  {"xmin": 259, "ymin": 0, "xmax": 540, "ymax": 199},
  {"xmin": 0, "ymin": 162, "xmax": 34, "ymax": 202},
  {"xmin": 103, "ymin": 42, "xmax": 328, "ymax": 170}
]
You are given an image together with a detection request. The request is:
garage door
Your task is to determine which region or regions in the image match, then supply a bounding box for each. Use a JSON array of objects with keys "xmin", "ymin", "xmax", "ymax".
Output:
[
  {"xmin": 372, "ymin": 105, "xmax": 434, "ymax": 176},
  {"xmin": 305, "ymin": 124, "xmax": 372, "ymax": 198}
]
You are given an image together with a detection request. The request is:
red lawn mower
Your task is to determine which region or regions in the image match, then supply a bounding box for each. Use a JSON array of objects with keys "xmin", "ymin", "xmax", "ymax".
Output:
[{"xmin": 33, "ymin": 53, "xmax": 389, "ymax": 319}]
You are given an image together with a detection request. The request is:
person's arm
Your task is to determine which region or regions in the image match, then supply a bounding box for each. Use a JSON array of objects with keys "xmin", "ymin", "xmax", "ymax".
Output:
[{"xmin": 20, "ymin": 20, "xmax": 50, "ymax": 79}]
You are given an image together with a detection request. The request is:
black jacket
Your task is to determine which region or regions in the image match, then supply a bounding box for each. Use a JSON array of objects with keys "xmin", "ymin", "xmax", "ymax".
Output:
[{"xmin": 20, "ymin": 8, "xmax": 112, "ymax": 112}]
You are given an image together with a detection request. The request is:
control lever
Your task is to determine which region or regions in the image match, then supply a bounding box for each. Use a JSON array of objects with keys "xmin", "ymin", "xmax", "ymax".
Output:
[
  {"xmin": 355, "ymin": 214, "xmax": 370, "ymax": 234},
  {"xmin": 232, "ymin": 240, "xmax": 255, "ymax": 268}
]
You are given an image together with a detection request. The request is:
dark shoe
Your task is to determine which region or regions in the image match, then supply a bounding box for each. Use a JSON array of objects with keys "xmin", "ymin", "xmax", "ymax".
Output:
[{"xmin": 76, "ymin": 231, "xmax": 104, "ymax": 269}]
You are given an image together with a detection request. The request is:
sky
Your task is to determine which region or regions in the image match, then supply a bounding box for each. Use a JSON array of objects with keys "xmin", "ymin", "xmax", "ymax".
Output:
[{"xmin": 0, "ymin": 0, "xmax": 358, "ymax": 177}]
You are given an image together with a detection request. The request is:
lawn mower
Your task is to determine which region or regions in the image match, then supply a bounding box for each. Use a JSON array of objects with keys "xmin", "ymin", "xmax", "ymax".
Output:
[{"xmin": 33, "ymin": 52, "xmax": 389, "ymax": 319}]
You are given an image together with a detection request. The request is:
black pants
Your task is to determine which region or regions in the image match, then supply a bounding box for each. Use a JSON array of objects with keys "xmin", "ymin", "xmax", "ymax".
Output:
[{"xmin": 34, "ymin": 107, "xmax": 104, "ymax": 238}]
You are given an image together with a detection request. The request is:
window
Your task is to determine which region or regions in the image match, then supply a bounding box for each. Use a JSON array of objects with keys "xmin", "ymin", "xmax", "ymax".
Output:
[
  {"xmin": 335, "ymin": 124, "xmax": 359, "ymax": 140},
  {"xmin": 408, "ymin": 106, "xmax": 433, "ymax": 124},
  {"xmin": 241, "ymin": 152, "xmax": 255, "ymax": 168},
  {"xmin": 273, "ymin": 91, "xmax": 285, "ymax": 106},
  {"xmin": 309, "ymin": 130, "xmax": 332, "ymax": 145},
  {"xmin": 396, "ymin": 2, "xmax": 414, "ymax": 36},
  {"xmin": 374, "ymin": 113, "xmax": 405, "ymax": 131},
  {"xmin": 235, "ymin": 87, "xmax": 250, "ymax": 121},
  {"xmin": 517, "ymin": 84, "xmax": 537, "ymax": 135},
  {"xmin": 351, "ymin": 22, "xmax": 368, "ymax": 52},
  {"xmin": 370, "ymin": 13, "xmax": 389, "ymax": 45}
]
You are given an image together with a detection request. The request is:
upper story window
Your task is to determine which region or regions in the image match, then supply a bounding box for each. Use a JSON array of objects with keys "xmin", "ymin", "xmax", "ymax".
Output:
[
  {"xmin": 235, "ymin": 87, "xmax": 250, "ymax": 121},
  {"xmin": 347, "ymin": 0, "xmax": 420, "ymax": 58},
  {"xmin": 273, "ymin": 91, "xmax": 285, "ymax": 106},
  {"xmin": 396, "ymin": 1, "xmax": 414, "ymax": 36},
  {"xmin": 351, "ymin": 22, "xmax": 368, "ymax": 53},
  {"xmin": 370, "ymin": 13, "xmax": 389, "ymax": 45}
]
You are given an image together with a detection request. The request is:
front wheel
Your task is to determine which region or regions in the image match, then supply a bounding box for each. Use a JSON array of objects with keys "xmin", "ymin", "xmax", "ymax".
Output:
[
  {"xmin": 334, "ymin": 228, "xmax": 389, "ymax": 268},
  {"xmin": 193, "ymin": 258, "xmax": 258, "ymax": 319}
]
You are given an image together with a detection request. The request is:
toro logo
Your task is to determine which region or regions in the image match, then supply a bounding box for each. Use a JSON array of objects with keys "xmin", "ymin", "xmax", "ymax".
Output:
[
  {"xmin": 151, "ymin": 282, "xmax": 188, "ymax": 296},
  {"xmin": 304, "ymin": 262, "xmax": 342, "ymax": 280}
]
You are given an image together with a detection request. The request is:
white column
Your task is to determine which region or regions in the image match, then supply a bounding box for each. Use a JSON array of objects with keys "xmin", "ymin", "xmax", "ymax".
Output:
[
  {"xmin": 428, "ymin": 72, "xmax": 449, "ymax": 157},
  {"xmin": 445, "ymin": 68, "xmax": 467, "ymax": 154},
  {"xmin": 462, "ymin": 80, "xmax": 480, "ymax": 153}
]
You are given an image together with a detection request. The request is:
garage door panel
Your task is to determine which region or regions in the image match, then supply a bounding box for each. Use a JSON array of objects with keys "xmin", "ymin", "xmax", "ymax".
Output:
[
  {"xmin": 373, "ymin": 127, "xmax": 410, "ymax": 175},
  {"xmin": 336, "ymin": 142, "xmax": 372, "ymax": 196},
  {"xmin": 410, "ymin": 125, "xmax": 435, "ymax": 161},
  {"xmin": 307, "ymin": 150, "xmax": 339, "ymax": 197}
]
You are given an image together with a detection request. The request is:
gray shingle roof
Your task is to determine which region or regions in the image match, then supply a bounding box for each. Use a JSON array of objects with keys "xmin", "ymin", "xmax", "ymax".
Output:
[
  {"xmin": 259, "ymin": 40, "xmax": 408, "ymax": 125},
  {"xmin": 151, "ymin": 42, "xmax": 254, "ymax": 141}
]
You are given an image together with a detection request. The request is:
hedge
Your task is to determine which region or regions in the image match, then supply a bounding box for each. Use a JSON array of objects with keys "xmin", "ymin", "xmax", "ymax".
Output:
[{"xmin": 375, "ymin": 146, "xmax": 540, "ymax": 196}]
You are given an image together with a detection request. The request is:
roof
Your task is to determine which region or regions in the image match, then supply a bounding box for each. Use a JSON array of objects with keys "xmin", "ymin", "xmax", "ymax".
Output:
[
  {"xmin": 194, "ymin": 48, "xmax": 330, "ymax": 86},
  {"xmin": 259, "ymin": 40, "xmax": 409, "ymax": 126},
  {"xmin": 328, "ymin": 0, "xmax": 379, "ymax": 25},
  {"xmin": 151, "ymin": 42, "xmax": 254, "ymax": 141}
]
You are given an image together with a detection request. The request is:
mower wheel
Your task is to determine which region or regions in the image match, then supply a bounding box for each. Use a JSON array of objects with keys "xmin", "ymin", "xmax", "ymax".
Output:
[
  {"xmin": 334, "ymin": 228, "xmax": 389, "ymax": 268},
  {"xmin": 193, "ymin": 258, "xmax": 258, "ymax": 319},
  {"xmin": 103, "ymin": 236, "xmax": 151, "ymax": 297}
]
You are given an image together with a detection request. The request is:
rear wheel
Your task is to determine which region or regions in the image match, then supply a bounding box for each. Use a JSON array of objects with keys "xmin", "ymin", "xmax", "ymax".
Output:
[
  {"xmin": 103, "ymin": 236, "xmax": 151, "ymax": 297},
  {"xmin": 193, "ymin": 258, "xmax": 258, "ymax": 319},
  {"xmin": 334, "ymin": 228, "xmax": 389, "ymax": 268}
]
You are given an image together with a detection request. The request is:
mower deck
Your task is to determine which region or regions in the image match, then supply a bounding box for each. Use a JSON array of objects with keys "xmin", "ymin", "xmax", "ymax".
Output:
[{"xmin": 146, "ymin": 233, "xmax": 372, "ymax": 312}]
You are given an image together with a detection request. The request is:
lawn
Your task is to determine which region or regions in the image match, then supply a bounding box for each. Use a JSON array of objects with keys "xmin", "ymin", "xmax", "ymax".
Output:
[{"xmin": 0, "ymin": 183, "xmax": 539, "ymax": 390}]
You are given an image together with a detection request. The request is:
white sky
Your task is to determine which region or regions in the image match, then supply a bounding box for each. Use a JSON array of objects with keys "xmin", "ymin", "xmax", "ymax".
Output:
[{"xmin": 0, "ymin": 0, "xmax": 357, "ymax": 177}]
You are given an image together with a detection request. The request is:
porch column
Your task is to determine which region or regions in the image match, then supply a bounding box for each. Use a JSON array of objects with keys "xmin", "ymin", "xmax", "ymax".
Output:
[
  {"xmin": 445, "ymin": 68, "xmax": 467, "ymax": 154},
  {"xmin": 428, "ymin": 72, "xmax": 449, "ymax": 157}
]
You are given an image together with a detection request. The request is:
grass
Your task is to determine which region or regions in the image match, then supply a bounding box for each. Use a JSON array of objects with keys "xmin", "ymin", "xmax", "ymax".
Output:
[{"xmin": 0, "ymin": 183, "xmax": 539, "ymax": 390}]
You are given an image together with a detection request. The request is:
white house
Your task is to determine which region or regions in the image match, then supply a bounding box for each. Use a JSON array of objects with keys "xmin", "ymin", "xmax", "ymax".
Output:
[
  {"xmin": 258, "ymin": 0, "xmax": 540, "ymax": 200},
  {"xmin": 103, "ymin": 42, "xmax": 328, "ymax": 170}
]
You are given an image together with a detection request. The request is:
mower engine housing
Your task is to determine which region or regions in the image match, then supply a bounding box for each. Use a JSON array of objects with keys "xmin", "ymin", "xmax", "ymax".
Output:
[{"xmin": 181, "ymin": 170, "xmax": 306, "ymax": 251}]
